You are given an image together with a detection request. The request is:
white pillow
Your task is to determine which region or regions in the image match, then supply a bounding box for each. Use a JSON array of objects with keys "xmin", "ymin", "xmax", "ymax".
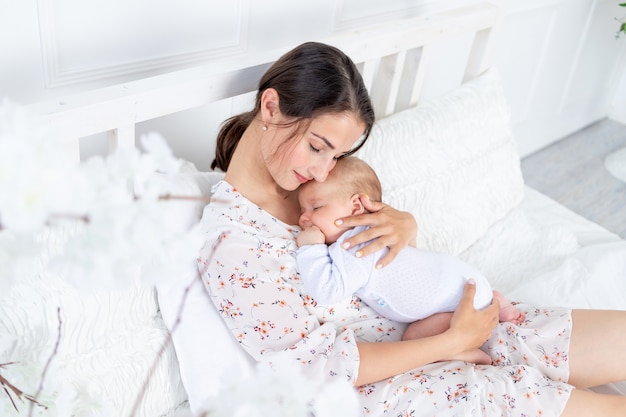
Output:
[
  {"xmin": 152, "ymin": 167, "xmax": 254, "ymax": 415},
  {"xmin": 1, "ymin": 230, "xmax": 188, "ymax": 416},
  {"xmin": 356, "ymin": 67, "xmax": 524, "ymax": 255}
]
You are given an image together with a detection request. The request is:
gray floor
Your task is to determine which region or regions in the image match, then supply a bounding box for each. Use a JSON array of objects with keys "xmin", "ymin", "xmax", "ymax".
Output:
[{"xmin": 521, "ymin": 118, "xmax": 626, "ymax": 239}]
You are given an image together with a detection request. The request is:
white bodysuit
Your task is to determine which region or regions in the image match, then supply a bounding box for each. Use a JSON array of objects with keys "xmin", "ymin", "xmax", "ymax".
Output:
[{"xmin": 296, "ymin": 226, "xmax": 494, "ymax": 322}]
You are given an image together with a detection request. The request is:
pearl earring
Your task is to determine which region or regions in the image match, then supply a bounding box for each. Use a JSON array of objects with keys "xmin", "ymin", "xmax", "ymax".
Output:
[{"xmin": 262, "ymin": 125, "xmax": 268, "ymax": 131}]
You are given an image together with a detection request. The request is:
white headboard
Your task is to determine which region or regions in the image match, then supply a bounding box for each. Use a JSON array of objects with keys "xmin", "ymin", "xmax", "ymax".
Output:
[{"xmin": 26, "ymin": 2, "xmax": 500, "ymax": 162}]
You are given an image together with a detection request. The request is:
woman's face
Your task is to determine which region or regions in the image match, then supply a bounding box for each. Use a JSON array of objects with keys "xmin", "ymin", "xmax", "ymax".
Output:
[{"xmin": 262, "ymin": 112, "xmax": 365, "ymax": 192}]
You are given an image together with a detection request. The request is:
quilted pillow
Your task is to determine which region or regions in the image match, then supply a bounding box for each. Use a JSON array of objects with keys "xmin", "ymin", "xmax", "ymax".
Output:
[{"xmin": 356, "ymin": 67, "xmax": 524, "ymax": 255}]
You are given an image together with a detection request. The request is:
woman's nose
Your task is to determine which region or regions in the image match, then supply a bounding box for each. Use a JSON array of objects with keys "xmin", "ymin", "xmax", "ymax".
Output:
[
  {"xmin": 309, "ymin": 159, "xmax": 335, "ymax": 182},
  {"xmin": 311, "ymin": 170, "xmax": 328, "ymax": 183}
]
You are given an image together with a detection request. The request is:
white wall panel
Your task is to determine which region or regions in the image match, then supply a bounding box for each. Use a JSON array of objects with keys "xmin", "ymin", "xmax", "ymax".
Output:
[
  {"xmin": 1, "ymin": 0, "xmax": 625, "ymax": 164},
  {"xmin": 493, "ymin": 1, "xmax": 559, "ymax": 126},
  {"xmin": 0, "ymin": 0, "xmax": 46, "ymax": 103},
  {"xmin": 611, "ymin": 45, "xmax": 626, "ymax": 123},
  {"xmin": 560, "ymin": 0, "xmax": 625, "ymax": 113},
  {"xmin": 497, "ymin": 0, "xmax": 626, "ymax": 157},
  {"xmin": 245, "ymin": 1, "xmax": 334, "ymax": 50},
  {"xmin": 38, "ymin": 0, "xmax": 246, "ymax": 87}
]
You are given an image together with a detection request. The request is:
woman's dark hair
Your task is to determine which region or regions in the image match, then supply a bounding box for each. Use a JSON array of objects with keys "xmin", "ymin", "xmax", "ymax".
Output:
[{"xmin": 211, "ymin": 42, "xmax": 375, "ymax": 171}]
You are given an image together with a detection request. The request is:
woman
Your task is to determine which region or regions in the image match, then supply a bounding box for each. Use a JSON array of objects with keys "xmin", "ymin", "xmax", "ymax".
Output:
[{"xmin": 198, "ymin": 41, "xmax": 626, "ymax": 416}]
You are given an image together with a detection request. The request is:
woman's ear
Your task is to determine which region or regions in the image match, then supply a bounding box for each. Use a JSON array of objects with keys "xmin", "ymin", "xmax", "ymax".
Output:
[
  {"xmin": 350, "ymin": 193, "xmax": 366, "ymax": 215},
  {"xmin": 260, "ymin": 88, "xmax": 280, "ymax": 121}
]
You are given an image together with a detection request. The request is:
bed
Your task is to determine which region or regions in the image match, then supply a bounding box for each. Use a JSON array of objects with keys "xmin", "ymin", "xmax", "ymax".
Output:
[{"xmin": 2, "ymin": 2, "xmax": 625, "ymax": 416}]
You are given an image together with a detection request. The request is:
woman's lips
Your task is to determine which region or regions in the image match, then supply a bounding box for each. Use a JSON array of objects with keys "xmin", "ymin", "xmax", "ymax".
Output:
[{"xmin": 295, "ymin": 172, "xmax": 309, "ymax": 184}]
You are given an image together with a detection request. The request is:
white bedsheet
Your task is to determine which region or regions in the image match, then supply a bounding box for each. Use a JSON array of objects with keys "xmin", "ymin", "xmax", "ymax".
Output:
[
  {"xmin": 463, "ymin": 186, "xmax": 626, "ymax": 395},
  {"xmin": 463, "ymin": 186, "xmax": 625, "ymax": 310}
]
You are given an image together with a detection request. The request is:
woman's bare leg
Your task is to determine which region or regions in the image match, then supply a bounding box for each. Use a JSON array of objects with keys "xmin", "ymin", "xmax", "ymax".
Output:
[
  {"xmin": 568, "ymin": 309, "xmax": 626, "ymax": 388},
  {"xmin": 560, "ymin": 389, "xmax": 626, "ymax": 416},
  {"xmin": 551, "ymin": 310, "xmax": 626, "ymax": 417}
]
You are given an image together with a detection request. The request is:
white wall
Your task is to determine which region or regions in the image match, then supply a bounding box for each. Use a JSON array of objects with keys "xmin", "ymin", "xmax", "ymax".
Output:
[
  {"xmin": 495, "ymin": 0, "xmax": 626, "ymax": 156},
  {"xmin": 1, "ymin": 0, "xmax": 625, "ymax": 169}
]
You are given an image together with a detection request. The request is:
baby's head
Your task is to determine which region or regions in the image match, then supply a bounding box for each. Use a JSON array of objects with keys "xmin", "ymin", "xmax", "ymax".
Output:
[{"xmin": 298, "ymin": 156, "xmax": 382, "ymax": 244}]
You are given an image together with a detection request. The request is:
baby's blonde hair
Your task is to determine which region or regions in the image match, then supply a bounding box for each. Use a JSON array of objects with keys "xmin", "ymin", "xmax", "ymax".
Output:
[{"xmin": 329, "ymin": 156, "xmax": 382, "ymax": 202}]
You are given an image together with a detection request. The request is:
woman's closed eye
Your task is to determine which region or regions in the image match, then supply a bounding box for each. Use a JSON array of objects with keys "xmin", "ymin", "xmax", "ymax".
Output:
[{"xmin": 310, "ymin": 144, "xmax": 345, "ymax": 160}]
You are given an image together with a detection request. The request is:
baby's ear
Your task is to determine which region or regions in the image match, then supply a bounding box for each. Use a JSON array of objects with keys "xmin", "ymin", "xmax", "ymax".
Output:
[{"xmin": 350, "ymin": 193, "xmax": 366, "ymax": 215}]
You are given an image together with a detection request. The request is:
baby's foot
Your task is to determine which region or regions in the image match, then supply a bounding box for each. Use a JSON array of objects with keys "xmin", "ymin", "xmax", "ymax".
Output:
[
  {"xmin": 499, "ymin": 304, "xmax": 525, "ymax": 325},
  {"xmin": 494, "ymin": 291, "xmax": 525, "ymax": 325}
]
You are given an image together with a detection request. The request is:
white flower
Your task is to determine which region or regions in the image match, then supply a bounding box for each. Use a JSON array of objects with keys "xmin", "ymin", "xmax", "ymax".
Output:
[
  {"xmin": 140, "ymin": 132, "xmax": 182, "ymax": 174},
  {"xmin": 313, "ymin": 379, "xmax": 361, "ymax": 417},
  {"xmin": 200, "ymin": 361, "xmax": 360, "ymax": 417},
  {"xmin": 48, "ymin": 157, "xmax": 203, "ymax": 292},
  {"xmin": 0, "ymin": 98, "xmax": 83, "ymax": 232},
  {"xmin": 0, "ymin": 230, "xmax": 42, "ymax": 296}
]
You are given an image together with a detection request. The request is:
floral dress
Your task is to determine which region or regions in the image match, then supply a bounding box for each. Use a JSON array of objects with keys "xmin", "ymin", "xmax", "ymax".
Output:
[{"xmin": 198, "ymin": 181, "xmax": 574, "ymax": 417}]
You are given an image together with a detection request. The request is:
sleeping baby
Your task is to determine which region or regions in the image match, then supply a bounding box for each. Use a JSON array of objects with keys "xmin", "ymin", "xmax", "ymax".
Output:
[{"xmin": 295, "ymin": 156, "xmax": 524, "ymax": 364}]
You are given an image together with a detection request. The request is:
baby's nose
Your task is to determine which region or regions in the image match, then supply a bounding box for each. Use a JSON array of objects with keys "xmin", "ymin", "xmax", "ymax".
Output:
[{"xmin": 299, "ymin": 213, "xmax": 312, "ymax": 229}]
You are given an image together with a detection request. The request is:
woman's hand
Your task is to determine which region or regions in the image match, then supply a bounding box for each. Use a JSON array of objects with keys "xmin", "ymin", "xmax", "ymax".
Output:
[
  {"xmin": 334, "ymin": 195, "xmax": 417, "ymax": 268},
  {"xmin": 356, "ymin": 281, "xmax": 500, "ymax": 385},
  {"xmin": 448, "ymin": 280, "xmax": 500, "ymax": 351}
]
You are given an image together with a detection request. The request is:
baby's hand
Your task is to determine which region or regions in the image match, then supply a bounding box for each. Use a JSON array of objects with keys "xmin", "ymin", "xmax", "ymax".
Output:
[{"xmin": 297, "ymin": 226, "xmax": 325, "ymax": 247}]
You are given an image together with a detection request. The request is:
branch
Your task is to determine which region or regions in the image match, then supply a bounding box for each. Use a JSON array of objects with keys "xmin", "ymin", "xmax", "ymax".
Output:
[
  {"xmin": 0, "ymin": 369, "xmax": 41, "ymax": 412},
  {"xmin": 127, "ymin": 273, "xmax": 198, "ymax": 417},
  {"xmin": 0, "ymin": 308, "xmax": 60, "ymax": 413},
  {"xmin": 28, "ymin": 306, "xmax": 62, "ymax": 417},
  {"xmin": 157, "ymin": 194, "xmax": 212, "ymax": 203}
]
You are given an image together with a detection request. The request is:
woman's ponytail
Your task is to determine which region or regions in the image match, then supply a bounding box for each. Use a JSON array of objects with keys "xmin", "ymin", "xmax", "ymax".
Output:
[{"xmin": 211, "ymin": 111, "xmax": 255, "ymax": 171}]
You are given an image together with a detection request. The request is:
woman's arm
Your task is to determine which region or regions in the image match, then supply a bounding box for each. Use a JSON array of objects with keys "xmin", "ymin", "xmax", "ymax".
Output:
[
  {"xmin": 354, "ymin": 281, "xmax": 500, "ymax": 385},
  {"xmin": 335, "ymin": 195, "xmax": 417, "ymax": 269}
]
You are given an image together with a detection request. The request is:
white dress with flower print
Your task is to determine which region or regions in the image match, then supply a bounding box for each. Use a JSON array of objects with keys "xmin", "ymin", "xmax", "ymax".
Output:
[{"xmin": 198, "ymin": 181, "xmax": 574, "ymax": 417}]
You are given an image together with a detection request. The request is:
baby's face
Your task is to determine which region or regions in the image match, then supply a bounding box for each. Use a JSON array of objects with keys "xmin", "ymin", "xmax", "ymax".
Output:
[{"xmin": 298, "ymin": 180, "xmax": 352, "ymax": 244}]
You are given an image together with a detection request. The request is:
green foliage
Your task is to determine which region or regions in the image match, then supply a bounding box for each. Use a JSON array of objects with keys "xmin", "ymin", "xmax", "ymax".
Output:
[{"xmin": 618, "ymin": 3, "xmax": 626, "ymax": 39}]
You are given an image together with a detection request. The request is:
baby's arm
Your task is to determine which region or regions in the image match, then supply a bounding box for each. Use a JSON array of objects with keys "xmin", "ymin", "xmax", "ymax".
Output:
[
  {"xmin": 296, "ymin": 229, "xmax": 369, "ymax": 305},
  {"xmin": 296, "ymin": 225, "xmax": 325, "ymax": 246}
]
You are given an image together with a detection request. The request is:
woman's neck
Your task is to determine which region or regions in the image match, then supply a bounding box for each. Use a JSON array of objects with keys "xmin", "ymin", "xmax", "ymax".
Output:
[{"xmin": 223, "ymin": 127, "xmax": 300, "ymax": 226}]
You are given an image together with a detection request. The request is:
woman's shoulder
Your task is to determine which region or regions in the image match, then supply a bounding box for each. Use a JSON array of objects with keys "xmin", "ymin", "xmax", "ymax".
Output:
[
  {"xmin": 210, "ymin": 179, "xmax": 239, "ymax": 200},
  {"xmin": 202, "ymin": 180, "xmax": 298, "ymax": 240},
  {"xmin": 205, "ymin": 179, "xmax": 256, "ymax": 213}
]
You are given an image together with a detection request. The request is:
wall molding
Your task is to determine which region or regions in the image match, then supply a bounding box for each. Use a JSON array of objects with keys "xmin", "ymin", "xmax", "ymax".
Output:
[{"xmin": 36, "ymin": 0, "xmax": 248, "ymax": 88}]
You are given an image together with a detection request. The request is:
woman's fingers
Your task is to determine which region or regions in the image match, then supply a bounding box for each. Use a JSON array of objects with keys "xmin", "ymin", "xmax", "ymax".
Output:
[
  {"xmin": 359, "ymin": 194, "xmax": 385, "ymax": 213},
  {"xmin": 336, "ymin": 195, "xmax": 417, "ymax": 267},
  {"xmin": 450, "ymin": 281, "xmax": 500, "ymax": 348}
]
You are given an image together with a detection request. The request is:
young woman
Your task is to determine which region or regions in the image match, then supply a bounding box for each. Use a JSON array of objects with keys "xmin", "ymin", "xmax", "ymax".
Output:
[{"xmin": 198, "ymin": 41, "xmax": 626, "ymax": 416}]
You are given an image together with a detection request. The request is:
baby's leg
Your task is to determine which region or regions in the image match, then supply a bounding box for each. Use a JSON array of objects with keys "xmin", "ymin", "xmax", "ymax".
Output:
[
  {"xmin": 401, "ymin": 312, "xmax": 452, "ymax": 340},
  {"xmin": 493, "ymin": 291, "xmax": 525, "ymax": 324},
  {"xmin": 402, "ymin": 312, "xmax": 492, "ymax": 365}
]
